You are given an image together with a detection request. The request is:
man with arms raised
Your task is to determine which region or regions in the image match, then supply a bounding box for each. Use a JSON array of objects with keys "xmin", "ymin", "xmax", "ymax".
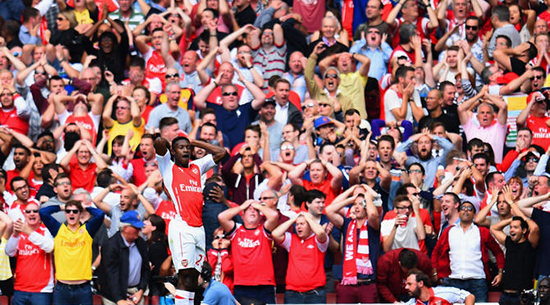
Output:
[{"xmin": 154, "ymin": 136, "xmax": 226, "ymax": 305}]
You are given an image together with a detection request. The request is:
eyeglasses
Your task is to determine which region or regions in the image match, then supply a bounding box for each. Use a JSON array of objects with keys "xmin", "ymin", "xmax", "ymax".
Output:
[
  {"xmin": 531, "ymin": 75, "xmax": 544, "ymax": 80},
  {"xmin": 56, "ymin": 181, "xmax": 71, "ymax": 186},
  {"xmin": 465, "ymin": 25, "xmax": 478, "ymax": 30},
  {"xmin": 25, "ymin": 209, "xmax": 39, "ymax": 214},
  {"xmin": 65, "ymin": 209, "xmax": 80, "ymax": 214},
  {"xmin": 259, "ymin": 196, "xmax": 275, "ymax": 200},
  {"xmin": 262, "ymin": 32, "xmax": 274, "ymax": 36},
  {"xmin": 238, "ymin": 51, "xmax": 252, "ymax": 54},
  {"xmin": 319, "ymin": 103, "xmax": 331, "ymax": 107},
  {"xmin": 57, "ymin": 17, "xmax": 66, "ymax": 21},
  {"xmin": 36, "ymin": 71, "xmax": 48, "ymax": 76},
  {"xmin": 396, "ymin": 206, "xmax": 412, "ymax": 210},
  {"xmin": 13, "ymin": 185, "xmax": 28, "ymax": 192},
  {"xmin": 412, "ymin": 192, "xmax": 420, "ymax": 196},
  {"xmin": 408, "ymin": 169, "xmax": 423, "ymax": 174},
  {"xmin": 214, "ymin": 235, "xmax": 224, "ymax": 240},
  {"xmin": 222, "ymin": 92, "xmax": 238, "ymax": 96},
  {"xmin": 527, "ymin": 157, "xmax": 539, "ymax": 163},
  {"xmin": 281, "ymin": 145, "xmax": 294, "ymax": 150},
  {"xmin": 116, "ymin": 106, "xmax": 129, "ymax": 110},
  {"xmin": 166, "ymin": 73, "xmax": 179, "ymax": 78},
  {"xmin": 325, "ymin": 73, "xmax": 338, "ymax": 79},
  {"xmin": 459, "ymin": 205, "xmax": 474, "ymax": 212}
]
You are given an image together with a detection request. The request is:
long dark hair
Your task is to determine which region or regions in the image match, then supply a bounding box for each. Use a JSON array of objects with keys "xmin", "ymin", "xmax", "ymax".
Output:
[{"xmin": 147, "ymin": 214, "xmax": 167, "ymax": 246}]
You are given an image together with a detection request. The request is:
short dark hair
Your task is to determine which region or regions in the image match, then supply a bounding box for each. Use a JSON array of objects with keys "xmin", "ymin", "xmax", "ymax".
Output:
[
  {"xmin": 495, "ymin": 35, "xmax": 512, "ymax": 47},
  {"xmin": 396, "ymin": 183, "xmax": 417, "ymax": 196},
  {"xmin": 407, "ymin": 162, "xmax": 425, "ymax": 175},
  {"xmin": 199, "ymin": 108, "xmax": 216, "ymax": 120},
  {"xmin": 54, "ymin": 173, "xmax": 70, "ymax": 186},
  {"xmin": 512, "ymin": 216, "xmax": 528, "ymax": 231},
  {"xmin": 306, "ymin": 190, "xmax": 326, "ymax": 208},
  {"xmin": 395, "ymin": 66, "xmax": 415, "ymax": 82},
  {"xmin": 201, "ymin": 261, "xmax": 213, "ymax": 282},
  {"xmin": 22, "ymin": 7, "xmax": 39, "ymax": 23},
  {"xmin": 13, "ymin": 144, "xmax": 31, "ymax": 156},
  {"xmin": 274, "ymin": 78, "xmax": 291, "ymax": 89},
  {"xmin": 244, "ymin": 124, "xmax": 260, "ymax": 136},
  {"xmin": 10, "ymin": 176, "xmax": 27, "ymax": 191},
  {"xmin": 492, "ymin": 5, "xmax": 510, "ymax": 22},
  {"xmin": 467, "ymin": 138, "xmax": 485, "ymax": 152},
  {"xmin": 159, "ymin": 117, "xmax": 179, "ymax": 131},
  {"xmin": 42, "ymin": 163, "xmax": 63, "ymax": 182},
  {"xmin": 344, "ymin": 109, "xmax": 360, "ymax": 117},
  {"xmin": 378, "ymin": 134, "xmax": 396, "ymax": 150},
  {"xmin": 444, "ymin": 192, "xmax": 461, "ymax": 205},
  {"xmin": 201, "ymin": 122, "xmax": 218, "ymax": 133},
  {"xmin": 96, "ymin": 168, "xmax": 114, "ymax": 187},
  {"xmin": 171, "ymin": 136, "xmax": 190, "ymax": 151},
  {"xmin": 533, "ymin": 66, "xmax": 547, "ymax": 78},
  {"xmin": 129, "ymin": 56, "xmax": 145, "ymax": 69},
  {"xmin": 485, "ymin": 171, "xmax": 503, "ymax": 187},
  {"xmin": 393, "ymin": 195, "xmax": 411, "ymax": 208},
  {"xmin": 439, "ymin": 81, "xmax": 455, "ymax": 93},
  {"xmin": 407, "ymin": 269, "xmax": 432, "ymax": 288},
  {"xmin": 65, "ymin": 200, "xmax": 84, "ymax": 213},
  {"xmin": 399, "ymin": 249, "xmax": 419, "ymax": 269}
]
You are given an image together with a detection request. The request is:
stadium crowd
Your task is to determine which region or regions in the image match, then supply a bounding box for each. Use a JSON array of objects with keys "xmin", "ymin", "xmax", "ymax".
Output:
[{"xmin": 1, "ymin": 0, "xmax": 550, "ymax": 303}]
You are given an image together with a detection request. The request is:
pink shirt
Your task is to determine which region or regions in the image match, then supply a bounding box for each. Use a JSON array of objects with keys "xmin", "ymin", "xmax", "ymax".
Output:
[{"xmin": 463, "ymin": 117, "xmax": 507, "ymax": 163}]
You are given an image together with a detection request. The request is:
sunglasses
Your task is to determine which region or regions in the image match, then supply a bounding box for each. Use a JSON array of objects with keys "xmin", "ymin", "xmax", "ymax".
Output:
[
  {"xmin": 166, "ymin": 73, "xmax": 179, "ymax": 78},
  {"xmin": 531, "ymin": 75, "xmax": 544, "ymax": 80},
  {"xmin": 465, "ymin": 25, "xmax": 478, "ymax": 30},
  {"xmin": 408, "ymin": 169, "xmax": 422, "ymax": 174},
  {"xmin": 325, "ymin": 73, "xmax": 338, "ymax": 79},
  {"xmin": 319, "ymin": 103, "xmax": 331, "ymax": 107},
  {"xmin": 281, "ymin": 145, "xmax": 294, "ymax": 150},
  {"xmin": 116, "ymin": 106, "xmax": 129, "ymax": 110},
  {"xmin": 56, "ymin": 181, "xmax": 71, "ymax": 186},
  {"xmin": 396, "ymin": 206, "xmax": 412, "ymax": 210},
  {"xmin": 25, "ymin": 209, "xmax": 39, "ymax": 214},
  {"xmin": 459, "ymin": 205, "xmax": 474, "ymax": 212},
  {"xmin": 259, "ymin": 196, "xmax": 275, "ymax": 200},
  {"xmin": 65, "ymin": 209, "xmax": 80, "ymax": 214},
  {"xmin": 302, "ymin": 103, "xmax": 314, "ymax": 110},
  {"xmin": 214, "ymin": 235, "xmax": 224, "ymax": 240},
  {"xmin": 222, "ymin": 92, "xmax": 238, "ymax": 96},
  {"xmin": 526, "ymin": 157, "xmax": 539, "ymax": 163}
]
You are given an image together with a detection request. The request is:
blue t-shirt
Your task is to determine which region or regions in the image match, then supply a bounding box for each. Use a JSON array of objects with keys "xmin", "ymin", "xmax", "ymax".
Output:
[
  {"xmin": 203, "ymin": 280, "xmax": 237, "ymax": 305},
  {"xmin": 532, "ymin": 208, "xmax": 550, "ymax": 276},
  {"xmin": 207, "ymin": 102, "xmax": 258, "ymax": 149}
]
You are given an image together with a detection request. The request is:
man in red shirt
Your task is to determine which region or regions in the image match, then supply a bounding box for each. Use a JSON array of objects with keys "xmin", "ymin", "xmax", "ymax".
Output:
[
  {"xmin": 59, "ymin": 140, "xmax": 109, "ymax": 192},
  {"xmin": 154, "ymin": 136, "xmax": 226, "ymax": 305},
  {"xmin": 129, "ymin": 134, "xmax": 157, "ymax": 186},
  {"xmin": 6, "ymin": 144, "xmax": 32, "ymax": 192},
  {"xmin": 272, "ymin": 212, "xmax": 329, "ymax": 303},
  {"xmin": 6, "ymin": 202, "xmax": 54, "ymax": 304},
  {"xmin": 218, "ymin": 200, "xmax": 279, "ymax": 304},
  {"xmin": 9, "ymin": 177, "xmax": 40, "ymax": 217}
]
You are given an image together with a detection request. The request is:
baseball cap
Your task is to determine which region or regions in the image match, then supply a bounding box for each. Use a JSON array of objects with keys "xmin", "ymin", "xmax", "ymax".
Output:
[
  {"xmin": 120, "ymin": 210, "xmax": 145, "ymax": 228},
  {"xmin": 263, "ymin": 98, "xmax": 276, "ymax": 107},
  {"xmin": 314, "ymin": 116, "xmax": 334, "ymax": 129}
]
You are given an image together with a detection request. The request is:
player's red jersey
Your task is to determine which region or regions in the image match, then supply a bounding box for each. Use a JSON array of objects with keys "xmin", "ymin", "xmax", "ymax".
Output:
[{"xmin": 157, "ymin": 152, "xmax": 215, "ymax": 227}]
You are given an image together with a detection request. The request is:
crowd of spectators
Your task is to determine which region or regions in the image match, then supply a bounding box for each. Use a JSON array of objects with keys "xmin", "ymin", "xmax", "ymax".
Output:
[{"xmin": 1, "ymin": 0, "xmax": 550, "ymax": 303}]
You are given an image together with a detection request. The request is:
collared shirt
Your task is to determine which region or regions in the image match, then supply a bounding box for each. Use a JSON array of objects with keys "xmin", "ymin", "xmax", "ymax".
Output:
[
  {"xmin": 350, "ymin": 39, "xmax": 392, "ymax": 81},
  {"xmin": 19, "ymin": 25, "xmax": 39, "ymax": 45},
  {"xmin": 108, "ymin": 9, "xmax": 145, "ymax": 31},
  {"xmin": 146, "ymin": 103, "xmax": 192, "ymax": 134},
  {"xmin": 274, "ymin": 102, "xmax": 289, "ymax": 126},
  {"xmin": 448, "ymin": 224, "xmax": 485, "ymax": 280},
  {"xmin": 123, "ymin": 237, "xmax": 142, "ymax": 287}
]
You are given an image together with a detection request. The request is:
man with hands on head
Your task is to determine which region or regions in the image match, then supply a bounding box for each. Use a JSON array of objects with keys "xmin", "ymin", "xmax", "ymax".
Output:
[
  {"xmin": 325, "ymin": 185, "xmax": 380, "ymax": 303},
  {"xmin": 491, "ymin": 194, "xmax": 539, "ymax": 305},
  {"xmin": 217, "ymin": 199, "xmax": 279, "ymax": 304},
  {"xmin": 272, "ymin": 212, "xmax": 329, "ymax": 304},
  {"xmin": 60, "ymin": 139, "xmax": 109, "ymax": 192},
  {"xmin": 154, "ymin": 135, "xmax": 226, "ymax": 305}
]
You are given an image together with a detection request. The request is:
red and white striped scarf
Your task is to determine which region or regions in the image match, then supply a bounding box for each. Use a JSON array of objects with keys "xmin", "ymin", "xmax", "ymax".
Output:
[{"xmin": 342, "ymin": 219, "xmax": 373, "ymax": 285}]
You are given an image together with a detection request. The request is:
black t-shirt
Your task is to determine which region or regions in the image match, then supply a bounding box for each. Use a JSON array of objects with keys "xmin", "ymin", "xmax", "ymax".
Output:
[
  {"xmin": 418, "ymin": 112, "xmax": 460, "ymax": 134},
  {"xmin": 502, "ymin": 236, "xmax": 537, "ymax": 291},
  {"xmin": 235, "ymin": 5, "xmax": 256, "ymax": 28}
]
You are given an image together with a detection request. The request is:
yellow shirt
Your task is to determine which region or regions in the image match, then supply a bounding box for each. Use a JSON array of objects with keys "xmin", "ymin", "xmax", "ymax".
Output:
[
  {"xmin": 0, "ymin": 238, "xmax": 12, "ymax": 280},
  {"xmin": 158, "ymin": 88, "xmax": 195, "ymax": 110},
  {"xmin": 54, "ymin": 224, "xmax": 93, "ymax": 281},
  {"xmin": 106, "ymin": 119, "xmax": 145, "ymax": 155},
  {"xmin": 74, "ymin": 9, "xmax": 94, "ymax": 25},
  {"xmin": 339, "ymin": 71, "xmax": 368, "ymax": 119}
]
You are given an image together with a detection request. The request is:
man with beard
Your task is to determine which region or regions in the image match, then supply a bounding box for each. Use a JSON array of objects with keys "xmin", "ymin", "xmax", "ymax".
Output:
[
  {"xmin": 384, "ymin": 65, "xmax": 424, "ymax": 123},
  {"xmin": 404, "ymin": 270, "xmax": 474, "ymax": 305},
  {"xmin": 436, "ymin": 16, "xmax": 484, "ymax": 71},
  {"xmin": 396, "ymin": 132, "xmax": 453, "ymax": 188},
  {"xmin": 491, "ymin": 210, "xmax": 538, "ymax": 305}
]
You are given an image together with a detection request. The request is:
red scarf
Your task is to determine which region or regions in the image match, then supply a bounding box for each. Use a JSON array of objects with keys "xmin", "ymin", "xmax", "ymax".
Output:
[{"xmin": 342, "ymin": 219, "xmax": 373, "ymax": 285}]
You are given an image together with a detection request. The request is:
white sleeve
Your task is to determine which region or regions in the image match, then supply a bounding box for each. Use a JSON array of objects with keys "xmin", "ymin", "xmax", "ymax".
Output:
[
  {"xmin": 148, "ymin": 77, "xmax": 162, "ymax": 94},
  {"xmin": 380, "ymin": 219, "xmax": 396, "ymax": 237},
  {"xmin": 433, "ymin": 286, "xmax": 472, "ymax": 303},
  {"xmin": 280, "ymin": 232, "xmax": 292, "ymax": 251},
  {"xmin": 5, "ymin": 236, "xmax": 19, "ymax": 257},
  {"xmin": 156, "ymin": 150, "xmax": 173, "ymax": 175},
  {"xmin": 28, "ymin": 230, "xmax": 55, "ymax": 253},
  {"xmin": 57, "ymin": 110, "xmax": 70, "ymax": 126},
  {"xmin": 14, "ymin": 95, "xmax": 31, "ymax": 119},
  {"xmin": 191, "ymin": 154, "xmax": 216, "ymax": 175},
  {"xmin": 384, "ymin": 89, "xmax": 401, "ymax": 111}
]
